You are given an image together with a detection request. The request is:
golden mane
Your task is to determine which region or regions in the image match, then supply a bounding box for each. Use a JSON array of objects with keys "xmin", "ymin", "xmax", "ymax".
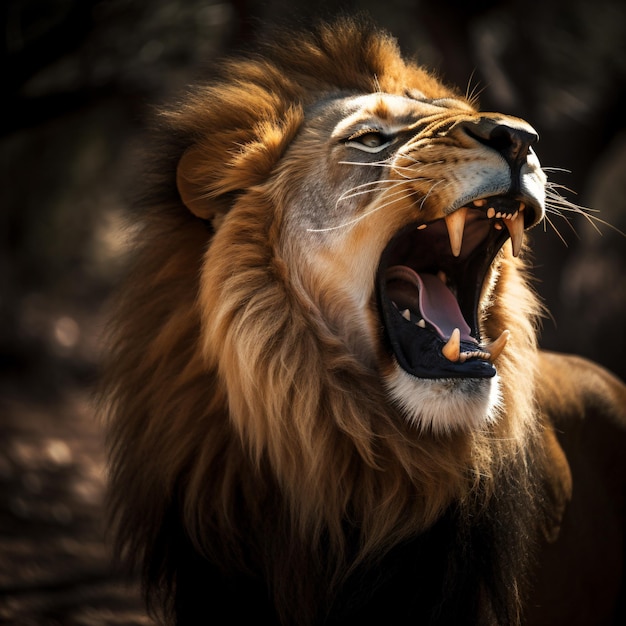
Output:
[{"xmin": 104, "ymin": 18, "xmax": 565, "ymax": 624}]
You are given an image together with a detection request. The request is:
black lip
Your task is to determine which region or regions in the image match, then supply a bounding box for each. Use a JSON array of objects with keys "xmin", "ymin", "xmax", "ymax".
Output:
[{"xmin": 376, "ymin": 198, "xmax": 517, "ymax": 379}]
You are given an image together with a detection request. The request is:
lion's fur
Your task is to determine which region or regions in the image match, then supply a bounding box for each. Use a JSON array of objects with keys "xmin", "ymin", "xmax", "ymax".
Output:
[{"xmin": 103, "ymin": 18, "xmax": 625, "ymax": 625}]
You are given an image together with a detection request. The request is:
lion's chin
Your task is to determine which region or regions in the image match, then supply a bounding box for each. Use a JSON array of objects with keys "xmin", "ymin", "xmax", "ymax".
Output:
[{"xmin": 384, "ymin": 364, "xmax": 502, "ymax": 434}]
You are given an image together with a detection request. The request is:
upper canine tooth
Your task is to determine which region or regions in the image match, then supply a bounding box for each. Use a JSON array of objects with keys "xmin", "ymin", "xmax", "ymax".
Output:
[
  {"xmin": 504, "ymin": 213, "xmax": 524, "ymax": 257},
  {"xmin": 484, "ymin": 330, "xmax": 510, "ymax": 362},
  {"xmin": 473, "ymin": 199, "xmax": 487, "ymax": 207},
  {"xmin": 441, "ymin": 328, "xmax": 461, "ymax": 362},
  {"xmin": 444, "ymin": 207, "xmax": 468, "ymax": 257}
]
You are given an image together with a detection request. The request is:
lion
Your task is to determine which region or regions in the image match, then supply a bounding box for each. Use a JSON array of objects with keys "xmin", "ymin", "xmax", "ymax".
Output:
[{"xmin": 103, "ymin": 18, "xmax": 626, "ymax": 626}]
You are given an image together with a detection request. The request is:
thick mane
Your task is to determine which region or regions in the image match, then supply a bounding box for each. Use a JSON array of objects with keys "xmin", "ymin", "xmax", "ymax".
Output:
[{"xmin": 104, "ymin": 18, "xmax": 550, "ymax": 624}]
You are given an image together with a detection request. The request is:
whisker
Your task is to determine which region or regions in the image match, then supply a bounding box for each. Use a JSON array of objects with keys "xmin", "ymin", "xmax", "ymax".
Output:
[
  {"xmin": 541, "ymin": 166, "xmax": 572, "ymax": 174},
  {"xmin": 535, "ymin": 171, "xmax": 626, "ymax": 242},
  {"xmin": 338, "ymin": 178, "xmax": 401, "ymax": 197},
  {"xmin": 546, "ymin": 201, "xmax": 602, "ymax": 237},
  {"xmin": 549, "ymin": 205, "xmax": 625, "ymax": 238},
  {"xmin": 308, "ymin": 187, "xmax": 423, "ymax": 233},
  {"xmin": 546, "ymin": 182, "xmax": 582, "ymax": 199},
  {"xmin": 545, "ymin": 207, "xmax": 580, "ymax": 238},
  {"xmin": 465, "ymin": 71, "xmax": 486, "ymax": 107},
  {"xmin": 337, "ymin": 161, "xmax": 389, "ymax": 169},
  {"xmin": 545, "ymin": 187, "xmax": 625, "ymax": 237},
  {"xmin": 543, "ymin": 212, "xmax": 569, "ymax": 247},
  {"xmin": 419, "ymin": 179, "xmax": 445, "ymax": 210},
  {"xmin": 337, "ymin": 179, "xmax": 408, "ymax": 205},
  {"xmin": 337, "ymin": 159, "xmax": 441, "ymax": 178},
  {"xmin": 391, "ymin": 161, "xmax": 446, "ymax": 180},
  {"xmin": 400, "ymin": 155, "xmax": 446, "ymax": 167},
  {"xmin": 394, "ymin": 170, "xmax": 433, "ymax": 181}
]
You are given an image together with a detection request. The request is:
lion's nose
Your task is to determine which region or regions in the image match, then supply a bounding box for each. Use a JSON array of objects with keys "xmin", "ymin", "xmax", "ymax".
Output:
[{"xmin": 456, "ymin": 116, "xmax": 538, "ymax": 173}]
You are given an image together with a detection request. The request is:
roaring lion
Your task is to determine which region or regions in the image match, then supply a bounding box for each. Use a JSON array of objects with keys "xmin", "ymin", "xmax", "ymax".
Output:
[{"xmin": 104, "ymin": 18, "xmax": 626, "ymax": 626}]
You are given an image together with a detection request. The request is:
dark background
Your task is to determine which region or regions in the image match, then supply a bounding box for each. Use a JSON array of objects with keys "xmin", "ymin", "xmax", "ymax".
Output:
[{"xmin": 1, "ymin": 0, "xmax": 625, "ymax": 623}]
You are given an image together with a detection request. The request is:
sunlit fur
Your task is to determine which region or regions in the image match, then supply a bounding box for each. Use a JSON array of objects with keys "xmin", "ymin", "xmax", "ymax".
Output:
[{"xmin": 103, "ymin": 18, "xmax": 564, "ymax": 625}]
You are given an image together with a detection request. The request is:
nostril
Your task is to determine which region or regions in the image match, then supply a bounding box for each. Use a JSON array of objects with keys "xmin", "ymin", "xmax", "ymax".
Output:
[{"xmin": 488, "ymin": 124, "xmax": 538, "ymax": 163}]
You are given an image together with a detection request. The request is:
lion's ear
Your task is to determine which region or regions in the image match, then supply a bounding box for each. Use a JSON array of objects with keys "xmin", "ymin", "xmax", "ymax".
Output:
[{"xmin": 176, "ymin": 147, "xmax": 215, "ymax": 220}]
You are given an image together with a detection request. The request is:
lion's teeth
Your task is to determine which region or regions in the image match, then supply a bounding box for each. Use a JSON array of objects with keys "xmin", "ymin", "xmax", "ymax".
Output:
[
  {"xmin": 417, "ymin": 223, "xmax": 428, "ymax": 230},
  {"xmin": 487, "ymin": 207, "xmax": 496, "ymax": 219},
  {"xmin": 444, "ymin": 207, "xmax": 467, "ymax": 257},
  {"xmin": 459, "ymin": 350, "xmax": 490, "ymax": 363},
  {"xmin": 504, "ymin": 213, "xmax": 524, "ymax": 257},
  {"xmin": 437, "ymin": 270, "xmax": 447, "ymax": 284},
  {"xmin": 441, "ymin": 328, "xmax": 461, "ymax": 362},
  {"xmin": 402, "ymin": 309, "xmax": 411, "ymax": 321},
  {"xmin": 473, "ymin": 198, "xmax": 486, "ymax": 207},
  {"xmin": 484, "ymin": 330, "xmax": 510, "ymax": 362},
  {"xmin": 416, "ymin": 318, "xmax": 426, "ymax": 328},
  {"xmin": 519, "ymin": 201, "xmax": 525, "ymax": 212}
]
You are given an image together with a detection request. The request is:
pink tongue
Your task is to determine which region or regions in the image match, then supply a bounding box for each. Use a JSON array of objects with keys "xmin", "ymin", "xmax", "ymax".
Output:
[{"xmin": 387, "ymin": 266, "xmax": 473, "ymax": 342}]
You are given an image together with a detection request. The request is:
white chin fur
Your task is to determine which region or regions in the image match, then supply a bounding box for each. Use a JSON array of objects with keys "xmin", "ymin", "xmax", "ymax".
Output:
[{"xmin": 384, "ymin": 363, "xmax": 501, "ymax": 435}]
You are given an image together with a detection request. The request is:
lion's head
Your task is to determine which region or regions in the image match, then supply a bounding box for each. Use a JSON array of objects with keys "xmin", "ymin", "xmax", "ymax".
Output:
[
  {"xmin": 105, "ymin": 18, "xmax": 554, "ymax": 623},
  {"xmin": 174, "ymin": 25, "xmax": 545, "ymax": 435}
]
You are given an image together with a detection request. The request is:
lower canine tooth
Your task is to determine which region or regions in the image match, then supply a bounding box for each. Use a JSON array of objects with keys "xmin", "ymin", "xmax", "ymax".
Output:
[
  {"xmin": 417, "ymin": 319, "xmax": 426, "ymax": 328},
  {"xmin": 402, "ymin": 309, "xmax": 411, "ymax": 321},
  {"xmin": 485, "ymin": 330, "xmax": 510, "ymax": 362},
  {"xmin": 441, "ymin": 328, "xmax": 461, "ymax": 362}
]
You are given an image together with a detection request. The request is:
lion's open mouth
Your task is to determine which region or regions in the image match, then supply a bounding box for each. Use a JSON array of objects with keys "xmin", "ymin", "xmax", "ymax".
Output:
[{"xmin": 377, "ymin": 196, "xmax": 532, "ymax": 379}]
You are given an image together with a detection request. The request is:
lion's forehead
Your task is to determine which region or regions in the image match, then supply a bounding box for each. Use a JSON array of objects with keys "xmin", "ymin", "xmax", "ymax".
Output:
[{"xmin": 329, "ymin": 92, "xmax": 475, "ymax": 138}]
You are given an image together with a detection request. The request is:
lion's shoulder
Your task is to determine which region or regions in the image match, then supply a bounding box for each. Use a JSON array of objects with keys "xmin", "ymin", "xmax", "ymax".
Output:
[
  {"xmin": 537, "ymin": 350, "xmax": 626, "ymax": 431},
  {"xmin": 527, "ymin": 352, "xmax": 626, "ymax": 625},
  {"xmin": 535, "ymin": 349, "xmax": 626, "ymax": 519}
]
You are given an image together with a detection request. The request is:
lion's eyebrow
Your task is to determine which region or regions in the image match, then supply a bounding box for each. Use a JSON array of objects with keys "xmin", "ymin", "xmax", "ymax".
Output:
[
  {"xmin": 371, "ymin": 97, "xmax": 392, "ymax": 120},
  {"xmin": 404, "ymin": 88, "xmax": 426, "ymax": 101},
  {"xmin": 331, "ymin": 94, "xmax": 429, "ymax": 139},
  {"xmin": 332, "ymin": 118, "xmax": 414, "ymax": 141},
  {"xmin": 404, "ymin": 88, "xmax": 474, "ymax": 112}
]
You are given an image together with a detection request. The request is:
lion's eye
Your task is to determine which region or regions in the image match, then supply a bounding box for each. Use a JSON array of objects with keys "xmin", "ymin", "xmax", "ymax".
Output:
[{"xmin": 346, "ymin": 129, "xmax": 394, "ymax": 153}]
